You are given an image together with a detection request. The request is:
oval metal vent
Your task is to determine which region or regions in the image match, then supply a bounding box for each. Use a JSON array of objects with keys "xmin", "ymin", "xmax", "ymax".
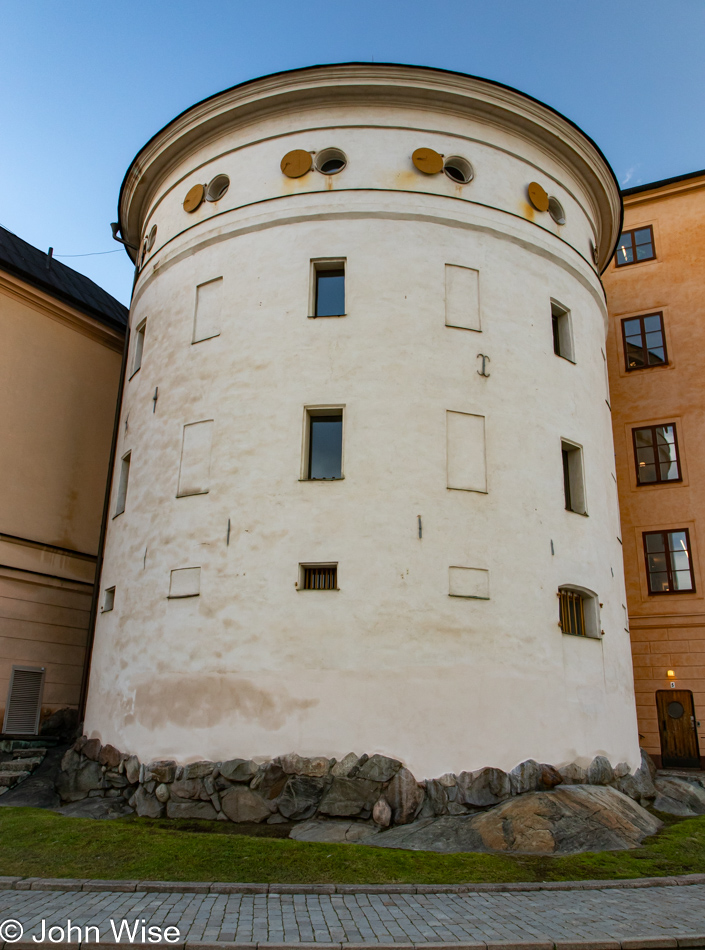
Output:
[
  {"xmin": 412, "ymin": 148, "xmax": 444, "ymax": 175},
  {"xmin": 183, "ymin": 183, "xmax": 205, "ymax": 213},
  {"xmin": 281, "ymin": 149, "xmax": 312, "ymax": 178}
]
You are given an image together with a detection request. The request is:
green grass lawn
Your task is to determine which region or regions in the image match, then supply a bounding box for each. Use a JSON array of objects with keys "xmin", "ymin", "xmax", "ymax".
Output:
[{"xmin": 1, "ymin": 807, "xmax": 704, "ymax": 885}]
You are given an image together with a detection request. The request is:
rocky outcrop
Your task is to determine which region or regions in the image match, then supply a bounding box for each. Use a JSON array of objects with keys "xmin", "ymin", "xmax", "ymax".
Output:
[
  {"xmin": 652, "ymin": 776, "xmax": 705, "ymax": 816},
  {"xmin": 55, "ymin": 738, "xmax": 659, "ymax": 836},
  {"xmin": 365, "ymin": 785, "xmax": 662, "ymax": 855}
]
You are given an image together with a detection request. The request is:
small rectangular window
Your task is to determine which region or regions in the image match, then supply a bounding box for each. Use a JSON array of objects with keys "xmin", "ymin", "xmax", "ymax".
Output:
[
  {"xmin": 558, "ymin": 587, "xmax": 600, "ymax": 638},
  {"xmin": 551, "ymin": 301, "xmax": 574, "ymax": 361},
  {"xmin": 305, "ymin": 409, "xmax": 343, "ymax": 479},
  {"xmin": 622, "ymin": 312, "xmax": 667, "ymax": 371},
  {"xmin": 558, "ymin": 589, "xmax": 585, "ymax": 636},
  {"xmin": 633, "ymin": 424, "xmax": 681, "ymax": 485},
  {"xmin": 301, "ymin": 564, "xmax": 338, "ymax": 590},
  {"xmin": 131, "ymin": 321, "xmax": 146, "ymax": 376},
  {"xmin": 312, "ymin": 261, "xmax": 345, "ymax": 317},
  {"xmin": 102, "ymin": 587, "xmax": 115, "ymax": 612},
  {"xmin": 615, "ymin": 226, "xmax": 655, "ymax": 266},
  {"xmin": 561, "ymin": 440, "xmax": 586, "ymax": 514},
  {"xmin": 115, "ymin": 452, "xmax": 131, "ymax": 516},
  {"xmin": 643, "ymin": 529, "xmax": 695, "ymax": 594},
  {"xmin": 168, "ymin": 567, "xmax": 201, "ymax": 598}
]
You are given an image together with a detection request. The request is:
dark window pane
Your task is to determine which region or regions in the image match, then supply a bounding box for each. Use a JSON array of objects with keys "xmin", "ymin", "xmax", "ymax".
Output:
[
  {"xmin": 650, "ymin": 572, "xmax": 670, "ymax": 592},
  {"xmin": 562, "ymin": 449, "xmax": 572, "ymax": 510},
  {"xmin": 636, "ymin": 445, "xmax": 656, "ymax": 464},
  {"xmin": 552, "ymin": 313, "xmax": 561, "ymax": 356},
  {"xmin": 639, "ymin": 464, "xmax": 657, "ymax": 483},
  {"xmin": 644, "ymin": 331, "xmax": 663, "ymax": 350},
  {"xmin": 645, "ymin": 533, "xmax": 665, "ymax": 553},
  {"xmin": 634, "ymin": 228, "xmax": 653, "ymax": 245},
  {"xmin": 623, "ymin": 318, "xmax": 642, "ymax": 335},
  {"xmin": 636, "ymin": 241, "xmax": 654, "ymax": 260},
  {"xmin": 309, "ymin": 415, "xmax": 342, "ymax": 479},
  {"xmin": 647, "ymin": 346, "xmax": 665, "ymax": 366},
  {"xmin": 642, "ymin": 314, "xmax": 662, "ymax": 332},
  {"xmin": 316, "ymin": 270, "xmax": 345, "ymax": 316},
  {"xmin": 634, "ymin": 429, "xmax": 654, "ymax": 448},
  {"xmin": 625, "ymin": 343, "xmax": 645, "ymax": 368}
]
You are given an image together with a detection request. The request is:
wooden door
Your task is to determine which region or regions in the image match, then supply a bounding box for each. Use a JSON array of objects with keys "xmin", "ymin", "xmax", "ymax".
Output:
[{"xmin": 656, "ymin": 690, "xmax": 700, "ymax": 768}]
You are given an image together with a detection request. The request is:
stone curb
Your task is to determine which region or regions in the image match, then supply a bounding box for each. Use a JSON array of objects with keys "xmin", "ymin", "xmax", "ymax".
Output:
[
  {"xmin": 2, "ymin": 874, "xmax": 705, "ymax": 894},
  {"xmin": 1, "ymin": 941, "xmax": 703, "ymax": 950}
]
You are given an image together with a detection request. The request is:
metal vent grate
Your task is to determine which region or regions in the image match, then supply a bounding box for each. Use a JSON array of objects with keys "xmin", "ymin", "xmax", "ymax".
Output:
[{"xmin": 3, "ymin": 667, "xmax": 45, "ymax": 735}]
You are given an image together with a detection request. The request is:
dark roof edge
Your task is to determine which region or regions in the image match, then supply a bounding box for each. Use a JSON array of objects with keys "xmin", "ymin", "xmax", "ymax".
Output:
[
  {"xmin": 118, "ymin": 61, "xmax": 623, "ymax": 273},
  {"xmin": 0, "ymin": 257, "xmax": 127, "ymax": 334},
  {"xmin": 621, "ymin": 167, "xmax": 705, "ymax": 198}
]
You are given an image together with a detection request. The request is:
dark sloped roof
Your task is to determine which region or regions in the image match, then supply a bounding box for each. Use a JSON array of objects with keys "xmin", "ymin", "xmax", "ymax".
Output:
[
  {"xmin": 0, "ymin": 225, "xmax": 128, "ymax": 332},
  {"xmin": 622, "ymin": 167, "xmax": 705, "ymax": 197}
]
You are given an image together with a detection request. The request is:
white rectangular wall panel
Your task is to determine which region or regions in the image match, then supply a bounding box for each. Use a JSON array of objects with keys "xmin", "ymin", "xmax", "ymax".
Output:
[
  {"xmin": 449, "ymin": 567, "xmax": 490, "ymax": 599},
  {"xmin": 446, "ymin": 411, "xmax": 487, "ymax": 492},
  {"xmin": 169, "ymin": 567, "xmax": 201, "ymax": 598},
  {"xmin": 194, "ymin": 278, "xmax": 223, "ymax": 343},
  {"xmin": 177, "ymin": 420, "xmax": 213, "ymax": 496},
  {"xmin": 445, "ymin": 264, "xmax": 480, "ymax": 331}
]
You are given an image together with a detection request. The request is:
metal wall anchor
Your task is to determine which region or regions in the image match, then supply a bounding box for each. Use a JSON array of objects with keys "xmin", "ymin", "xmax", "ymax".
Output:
[{"xmin": 477, "ymin": 354, "xmax": 491, "ymax": 377}]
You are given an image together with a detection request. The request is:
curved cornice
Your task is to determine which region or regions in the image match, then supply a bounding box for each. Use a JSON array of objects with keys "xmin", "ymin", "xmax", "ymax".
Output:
[{"xmin": 118, "ymin": 63, "xmax": 622, "ymax": 273}]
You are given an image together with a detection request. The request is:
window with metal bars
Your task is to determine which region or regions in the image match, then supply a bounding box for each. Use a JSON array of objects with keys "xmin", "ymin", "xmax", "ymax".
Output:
[
  {"xmin": 302, "ymin": 565, "xmax": 337, "ymax": 590},
  {"xmin": 558, "ymin": 589, "xmax": 586, "ymax": 637}
]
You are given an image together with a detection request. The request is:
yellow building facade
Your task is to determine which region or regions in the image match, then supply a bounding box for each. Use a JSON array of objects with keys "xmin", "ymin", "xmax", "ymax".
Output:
[
  {"xmin": 604, "ymin": 169, "xmax": 705, "ymax": 769},
  {"xmin": 0, "ymin": 227, "xmax": 126, "ymax": 736}
]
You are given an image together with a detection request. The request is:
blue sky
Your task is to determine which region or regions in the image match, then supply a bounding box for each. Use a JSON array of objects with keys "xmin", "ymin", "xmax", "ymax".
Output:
[{"xmin": 1, "ymin": 0, "xmax": 703, "ymax": 305}]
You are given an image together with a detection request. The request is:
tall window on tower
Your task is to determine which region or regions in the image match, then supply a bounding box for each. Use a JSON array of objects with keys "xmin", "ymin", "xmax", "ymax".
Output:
[
  {"xmin": 561, "ymin": 440, "xmax": 586, "ymax": 514},
  {"xmin": 312, "ymin": 261, "xmax": 346, "ymax": 317},
  {"xmin": 305, "ymin": 408, "xmax": 344, "ymax": 479}
]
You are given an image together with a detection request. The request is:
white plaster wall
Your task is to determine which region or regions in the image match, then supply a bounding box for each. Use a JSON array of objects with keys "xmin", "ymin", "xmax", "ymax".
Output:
[{"xmin": 86, "ymin": 77, "xmax": 639, "ymax": 777}]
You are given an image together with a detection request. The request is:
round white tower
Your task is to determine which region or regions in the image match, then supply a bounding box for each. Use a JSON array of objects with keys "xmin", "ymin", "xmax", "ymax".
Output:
[{"xmin": 86, "ymin": 64, "xmax": 639, "ymax": 777}]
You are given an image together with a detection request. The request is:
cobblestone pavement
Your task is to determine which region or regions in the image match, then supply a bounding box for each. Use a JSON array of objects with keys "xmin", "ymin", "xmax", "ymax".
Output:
[{"xmin": 1, "ymin": 884, "xmax": 705, "ymax": 945}]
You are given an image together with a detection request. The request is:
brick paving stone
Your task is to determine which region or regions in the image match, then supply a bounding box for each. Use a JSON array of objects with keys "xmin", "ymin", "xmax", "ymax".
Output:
[{"xmin": 0, "ymin": 884, "xmax": 704, "ymax": 944}]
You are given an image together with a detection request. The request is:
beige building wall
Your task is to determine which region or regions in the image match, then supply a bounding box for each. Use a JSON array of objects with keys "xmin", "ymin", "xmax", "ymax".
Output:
[
  {"xmin": 603, "ymin": 171, "xmax": 705, "ymax": 767},
  {"xmin": 0, "ymin": 268, "xmax": 124, "ymax": 730}
]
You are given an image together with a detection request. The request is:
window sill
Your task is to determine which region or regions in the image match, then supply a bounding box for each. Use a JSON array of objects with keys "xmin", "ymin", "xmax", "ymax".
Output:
[
  {"xmin": 129, "ymin": 367, "xmax": 141, "ymax": 380},
  {"xmin": 176, "ymin": 490, "xmax": 210, "ymax": 497},
  {"xmin": 192, "ymin": 333, "xmax": 221, "ymax": 344},
  {"xmin": 565, "ymin": 508, "xmax": 589, "ymax": 517},
  {"xmin": 112, "ymin": 510, "xmax": 125, "ymax": 520},
  {"xmin": 449, "ymin": 594, "xmax": 490, "ymax": 600},
  {"xmin": 167, "ymin": 593, "xmax": 200, "ymax": 600},
  {"xmin": 555, "ymin": 354, "xmax": 576, "ymax": 365},
  {"xmin": 308, "ymin": 314, "xmax": 347, "ymax": 319},
  {"xmin": 299, "ymin": 477, "xmax": 345, "ymax": 482},
  {"xmin": 296, "ymin": 588, "xmax": 340, "ymax": 592},
  {"xmin": 561, "ymin": 630, "xmax": 602, "ymax": 641}
]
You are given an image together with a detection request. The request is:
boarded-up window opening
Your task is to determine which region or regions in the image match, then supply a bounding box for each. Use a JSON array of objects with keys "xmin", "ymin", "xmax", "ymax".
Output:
[
  {"xmin": 445, "ymin": 264, "xmax": 480, "ymax": 331},
  {"xmin": 177, "ymin": 420, "xmax": 214, "ymax": 496},
  {"xmin": 194, "ymin": 278, "xmax": 223, "ymax": 343},
  {"xmin": 3, "ymin": 666, "xmax": 45, "ymax": 735},
  {"xmin": 447, "ymin": 411, "xmax": 487, "ymax": 492},
  {"xmin": 302, "ymin": 565, "xmax": 337, "ymax": 590},
  {"xmin": 168, "ymin": 567, "xmax": 201, "ymax": 598}
]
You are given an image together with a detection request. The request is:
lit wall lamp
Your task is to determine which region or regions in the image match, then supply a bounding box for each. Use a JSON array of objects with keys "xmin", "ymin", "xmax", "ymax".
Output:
[{"xmin": 667, "ymin": 669, "xmax": 676, "ymax": 688}]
